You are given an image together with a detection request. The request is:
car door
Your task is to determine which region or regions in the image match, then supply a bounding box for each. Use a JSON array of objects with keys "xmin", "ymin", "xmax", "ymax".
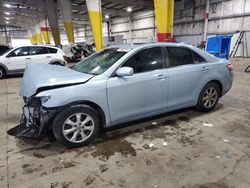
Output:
[
  {"xmin": 30, "ymin": 46, "xmax": 50, "ymax": 64},
  {"xmin": 47, "ymin": 47, "xmax": 59, "ymax": 61},
  {"xmin": 5, "ymin": 47, "xmax": 31, "ymax": 71},
  {"xmin": 166, "ymin": 46, "xmax": 208, "ymax": 107},
  {"xmin": 107, "ymin": 47, "xmax": 168, "ymax": 122}
]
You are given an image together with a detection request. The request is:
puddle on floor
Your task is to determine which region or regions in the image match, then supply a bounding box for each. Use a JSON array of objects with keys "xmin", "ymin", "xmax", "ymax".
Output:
[{"xmin": 91, "ymin": 138, "xmax": 136, "ymax": 160}]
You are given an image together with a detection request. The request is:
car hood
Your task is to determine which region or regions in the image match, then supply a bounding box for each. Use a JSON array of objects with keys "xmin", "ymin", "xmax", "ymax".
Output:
[{"xmin": 20, "ymin": 63, "xmax": 94, "ymax": 98}]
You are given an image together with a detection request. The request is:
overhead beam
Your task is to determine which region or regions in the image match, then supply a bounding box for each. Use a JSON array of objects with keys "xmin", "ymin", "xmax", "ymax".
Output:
[{"xmin": 102, "ymin": 0, "xmax": 153, "ymax": 8}]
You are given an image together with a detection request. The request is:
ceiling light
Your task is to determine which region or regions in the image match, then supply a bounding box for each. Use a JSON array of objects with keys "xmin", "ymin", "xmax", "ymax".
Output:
[
  {"xmin": 105, "ymin": 15, "xmax": 109, "ymax": 19},
  {"xmin": 5, "ymin": 12, "xmax": 10, "ymax": 15},
  {"xmin": 127, "ymin": 7, "xmax": 132, "ymax": 12},
  {"xmin": 5, "ymin": 21, "xmax": 9, "ymax": 24},
  {"xmin": 5, "ymin": 17, "xmax": 10, "ymax": 20},
  {"xmin": 4, "ymin": 4, "xmax": 12, "ymax": 8}
]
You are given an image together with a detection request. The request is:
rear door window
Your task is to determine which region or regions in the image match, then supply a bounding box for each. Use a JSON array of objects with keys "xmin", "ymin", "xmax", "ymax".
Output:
[
  {"xmin": 192, "ymin": 51, "xmax": 206, "ymax": 64},
  {"xmin": 166, "ymin": 47, "xmax": 194, "ymax": 68},
  {"xmin": 30, "ymin": 46, "xmax": 48, "ymax": 55},
  {"xmin": 47, "ymin": 47, "xmax": 58, "ymax": 54}
]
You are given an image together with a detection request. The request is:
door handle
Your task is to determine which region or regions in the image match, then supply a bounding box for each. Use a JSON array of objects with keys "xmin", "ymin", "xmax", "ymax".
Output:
[
  {"xmin": 201, "ymin": 67, "xmax": 209, "ymax": 72},
  {"xmin": 46, "ymin": 56, "xmax": 51, "ymax": 58},
  {"xmin": 25, "ymin": 58, "xmax": 31, "ymax": 60}
]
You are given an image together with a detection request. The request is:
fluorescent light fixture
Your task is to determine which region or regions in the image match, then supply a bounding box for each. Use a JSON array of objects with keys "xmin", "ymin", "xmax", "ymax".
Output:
[
  {"xmin": 5, "ymin": 17, "xmax": 10, "ymax": 20},
  {"xmin": 105, "ymin": 15, "xmax": 109, "ymax": 19},
  {"xmin": 127, "ymin": 7, "xmax": 132, "ymax": 12},
  {"xmin": 4, "ymin": 4, "xmax": 12, "ymax": 8},
  {"xmin": 5, "ymin": 12, "xmax": 10, "ymax": 15},
  {"xmin": 5, "ymin": 21, "xmax": 9, "ymax": 24}
]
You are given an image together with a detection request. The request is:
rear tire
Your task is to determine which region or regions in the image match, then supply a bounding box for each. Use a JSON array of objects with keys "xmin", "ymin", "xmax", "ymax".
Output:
[
  {"xmin": 52, "ymin": 105, "xmax": 100, "ymax": 148},
  {"xmin": 196, "ymin": 82, "xmax": 220, "ymax": 112},
  {"xmin": 0, "ymin": 67, "xmax": 6, "ymax": 79}
]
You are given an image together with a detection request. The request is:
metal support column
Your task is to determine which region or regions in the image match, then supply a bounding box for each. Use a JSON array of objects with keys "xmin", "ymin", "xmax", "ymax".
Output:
[
  {"xmin": 202, "ymin": 0, "xmax": 210, "ymax": 47},
  {"xmin": 154, "ymin": 0, "xmax": 174, "ymax": 42},
  {"xmin": 46, "ymin": 1, "xmax": 61, "ymax": 46},
  {"xmin": 86, "ymin": 0, "xmax": 103, "ymax": 51},
  {"xmin": 58, "ymin": 0, "xmax": 74, "ymax": 44}
]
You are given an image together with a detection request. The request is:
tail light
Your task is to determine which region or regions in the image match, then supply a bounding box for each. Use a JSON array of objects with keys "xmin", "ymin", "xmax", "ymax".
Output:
[
  {"xmin": 227, "ymin": 63, "xmax": 233, "ymax": 72},
  {"xmin": 63, "ymin": 55, "xmax": 69, "ymax": 62}
]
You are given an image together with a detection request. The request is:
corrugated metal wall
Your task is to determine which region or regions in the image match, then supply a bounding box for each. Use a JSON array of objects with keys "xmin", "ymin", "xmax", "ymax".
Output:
[
  {"xmin": 5, "ymin": 0, "xmax": 250, "ymax": 57},
  {"xmin": 107, "ymin": 0, "xmax": 250, "ymax": 57},
  {"xmin": 110, "ymin": 10, "xmax": 156, "ymax": 43},
  {"xmin": 174, "ymin": 0, "xmax": 250, "ymax": 57}
]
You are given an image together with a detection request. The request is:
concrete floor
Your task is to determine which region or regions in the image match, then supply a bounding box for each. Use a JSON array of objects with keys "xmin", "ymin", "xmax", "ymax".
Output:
[{"xmin": 0, "ymin": 58, "xmax": 250, "ymax": 188}]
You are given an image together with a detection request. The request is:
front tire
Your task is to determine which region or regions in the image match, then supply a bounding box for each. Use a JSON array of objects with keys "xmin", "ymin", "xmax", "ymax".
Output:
[
  {"xmin": 52, "ymin": 105, "xmax": 100, "ymax": 148},
  {"xmin": 0, "ymin": 67, "xmax": 6, "ymax": 79},
  {"xmin": 197, "ymin": 82, "xmax": 220, "ymax": 112}
]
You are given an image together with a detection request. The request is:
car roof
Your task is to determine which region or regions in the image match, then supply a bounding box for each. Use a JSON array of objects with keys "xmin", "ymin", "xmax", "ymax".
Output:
[
  {"xmin": 110, "ymin": 42, "xmax": 219, "ymax": 63},
  {"xmin": 111, "ymin": 42, "xmax": 193, "ymax": 50},
  {"xmin": 14, "ymin": 45, "xmax": 59, "ymax": 49}
]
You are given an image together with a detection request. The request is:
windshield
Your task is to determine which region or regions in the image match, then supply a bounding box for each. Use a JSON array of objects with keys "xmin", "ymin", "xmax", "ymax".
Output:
[{"xmin": 72, "ymin": 48, "xmax": 127, "ymax": 75}]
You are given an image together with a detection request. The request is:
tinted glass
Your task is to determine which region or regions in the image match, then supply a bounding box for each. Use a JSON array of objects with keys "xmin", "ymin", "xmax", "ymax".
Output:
[
  {"xmin": 192, "ymin": 52, "xmax": 206, "ymax": 64},
  {"xmin": 166, "ymin": 47, "xmax": 193, "ymax": 67},
  {"xmin": 30, "ymin": 47, "xmax": 48, "ymax": 55},
  {"xmin": 72, "ymin": 48, "xmax": 127, "ymax": 75},
  {"xmin": 48, "ymin": 47, "xmax": 58, "ymax": 53},
  {"xmin": 122, "ymin": 47, "xmax": 163, "ymax": 73},
  {"xmin": 11, "ymin": 47, "xmax": 30, "ymax": 57}
]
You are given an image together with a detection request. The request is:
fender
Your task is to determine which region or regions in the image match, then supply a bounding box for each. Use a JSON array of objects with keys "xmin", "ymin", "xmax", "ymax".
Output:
[{"xmin": 47, "ymin": 100, "xmax": 106, "ymax": 128}]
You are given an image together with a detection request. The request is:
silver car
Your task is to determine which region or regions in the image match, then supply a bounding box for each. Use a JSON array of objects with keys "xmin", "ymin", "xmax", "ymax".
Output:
[{"xmin": 16, "ymin": 43, "xmax": 233, "ymax": 148}]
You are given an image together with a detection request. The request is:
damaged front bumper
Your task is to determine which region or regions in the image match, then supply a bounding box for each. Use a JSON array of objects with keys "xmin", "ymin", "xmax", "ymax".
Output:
[{"xmin": 13, "ymin": 97, "xmax": 58, "ymax": 139}]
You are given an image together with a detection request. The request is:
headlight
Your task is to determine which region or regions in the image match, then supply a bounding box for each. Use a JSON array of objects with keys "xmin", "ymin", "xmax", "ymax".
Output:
[{"xmin": 40, "ymin": 96, "xmax": 51, "ymax": 104}]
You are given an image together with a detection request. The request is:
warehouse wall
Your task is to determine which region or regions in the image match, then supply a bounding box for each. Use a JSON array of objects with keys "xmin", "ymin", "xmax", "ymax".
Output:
[
  {"xmin": 4, "ymin": 0, "xmax": 250, "ymax": 57},
  {"xmin": 174, "ymin": 0, "xmax": 250, "ymax": 57},
  {"xmin": 111, "ymin": 10, "xmax": 156, "ymax": 43}
]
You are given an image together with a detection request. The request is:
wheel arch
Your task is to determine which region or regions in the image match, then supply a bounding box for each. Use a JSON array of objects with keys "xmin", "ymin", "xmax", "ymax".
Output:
[
  {"xmin": 59, "ymin": 100, "xmax": 106, "ymax": 129},
  {"xmin": 206, "ymin": 80, "xmax": 223, "ymax": 96},
  {"xmin": 0, "ymin": 63, "xmax": 8, "ymax": 74}
]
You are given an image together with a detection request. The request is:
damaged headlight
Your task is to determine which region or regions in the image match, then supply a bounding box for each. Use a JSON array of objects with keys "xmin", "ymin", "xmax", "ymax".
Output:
[{"xmin": 40, "ymin": 96, "xmax": 51, "ymax": 105}]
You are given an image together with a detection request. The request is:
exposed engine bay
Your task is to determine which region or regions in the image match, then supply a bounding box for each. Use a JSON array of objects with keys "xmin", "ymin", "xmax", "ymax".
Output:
[{"xmin": 11, "ymin": 96, "xmax": 57, "ymax": 139}]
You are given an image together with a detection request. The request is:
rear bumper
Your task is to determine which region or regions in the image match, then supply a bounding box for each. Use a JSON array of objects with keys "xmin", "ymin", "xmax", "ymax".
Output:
[{"xmin": 222, "ymin": 73, "xmax": 233, "ymax": 96}]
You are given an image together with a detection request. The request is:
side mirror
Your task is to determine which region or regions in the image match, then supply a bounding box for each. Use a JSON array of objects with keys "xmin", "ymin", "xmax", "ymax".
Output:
[{"xmin": 116, "ymin": 67, "xmax": 134, "ymax": 77}]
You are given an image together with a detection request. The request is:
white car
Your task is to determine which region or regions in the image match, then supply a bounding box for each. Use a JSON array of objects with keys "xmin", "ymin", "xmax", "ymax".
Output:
[{"xmin": 0, "ymin": 45, "xmax": 66, "ymax": 79}]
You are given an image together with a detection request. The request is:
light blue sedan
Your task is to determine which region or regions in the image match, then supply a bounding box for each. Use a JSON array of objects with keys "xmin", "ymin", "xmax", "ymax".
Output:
[{"xmin": 17, "ymin": 43, "xmax": 233, "ymax": 148}]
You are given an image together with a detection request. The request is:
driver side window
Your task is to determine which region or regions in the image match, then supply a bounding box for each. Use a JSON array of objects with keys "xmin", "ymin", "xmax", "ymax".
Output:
[
  {"xmin": 122, "ymin": 47, "xmax": 163, "ymax": 74},
  {"xmin": 8, "ymin": 47, "xmax": 30, "ymax": 57}
]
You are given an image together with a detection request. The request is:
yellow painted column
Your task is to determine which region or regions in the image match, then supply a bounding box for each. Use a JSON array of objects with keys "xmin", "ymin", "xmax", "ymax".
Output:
[
  {"xmin": 29, "ymin": 30, "xmax": 37, "ymax": 45},
  {"xmin": 36, "ymin": 33, "xmax": 43, "ymax": 44},
  {"xmin": 86, "ymin": 0, "xmax": 103, "ymax": 51},
  {"xmin": 154, "ymin": 0, "xmax": 174, "ymax": 42},
  {"xmin": 41, "ymin": 27, "xmax": 50, "ymax": 44},
  {"xmin": 32, "ymin": 35, "xmax": 38, "ymax": 44},
  {"xmin": 63, "ymin": 21, "xmax": 74, "ymax": 43},
  {"xmin": 28, "ymin": 30, "xmax": 33, "ymax": 44},
  {"xmin": 58, "ymin": 0, "xmax": 74, "ymax": 44},
  {"xmin": 46, "ymin": 1, "xmax": 61, "ymax": 45},
  {"xmin": 50, "ymin": 27, "xmax": 61, "ymax": 46}
]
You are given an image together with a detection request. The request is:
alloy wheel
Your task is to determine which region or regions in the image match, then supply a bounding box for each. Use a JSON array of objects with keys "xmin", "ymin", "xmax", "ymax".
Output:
[
  {"xmin": 62, "ymin": 113, "xmax": 94, "ymax": 143},
  {"xmin": 202, "ymin": 87, "xmax": 218, "ymax": 109}
]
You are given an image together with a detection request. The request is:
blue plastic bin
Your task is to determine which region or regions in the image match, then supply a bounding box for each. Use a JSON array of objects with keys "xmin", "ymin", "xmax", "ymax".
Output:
[{"xmin": 206, "ymin": 35, "xmax": 233, "ymax": 59}]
